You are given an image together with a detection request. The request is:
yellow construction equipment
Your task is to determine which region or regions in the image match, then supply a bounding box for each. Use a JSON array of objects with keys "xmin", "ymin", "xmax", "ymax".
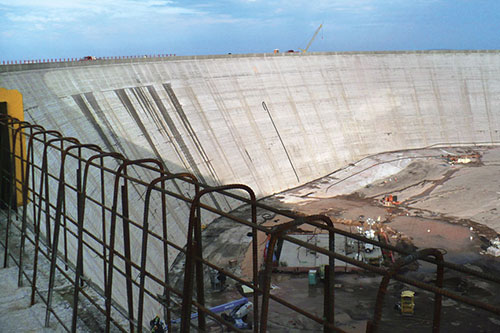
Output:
[
  {"xmin": 300, "ymin": 24, "xmax": 323, "ymax": 53},
  {"xmin": 400, "ymin": 290, "xmax": 415, "ymax": 315}
]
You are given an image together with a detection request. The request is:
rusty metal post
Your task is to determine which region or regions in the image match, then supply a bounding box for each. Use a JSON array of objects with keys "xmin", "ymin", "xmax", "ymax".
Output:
[
  {"xmin": 193, "ymin": 200, "xmax": 205, "ymax": 330},
  {"xmin": 71, "ymin": 166, "xmax": 84, "ymax": 332},
  {"xmin": 137, "ymin": 172, "xmax": 193, "ymax": 332},
  {"xmin": 45, "ymin": 141, "xmax": 84, "ymax": 327},
  {"xmin": 323, "ymin": 264, "xmax": 335, "ymax": 333},
  {"xmin": 105, "ymin": 165, "xmax": 127, "ymax": 332},
  {"xmin": 160, "ymin": 175, "xmax": 170, "ymax": 330},
  {"xmin": 258, "ymin": 218, "xmax": 306, "ymax": 332},
  {"xmin": 42, "ymin": 143, "xmax": 100, "ymax": 331},
  {"xmin": 259, "ymin": 215, "xmax": 335, "ymax": 332},
  {"xmin": 1, "ymin": 118, "xmax": 13, "ymax": 267},
  {"xmin": 100, "ymin": 156, "xmax": 108, "ymax": 286},
  {"xmin": 258, "ymin": 233, "xmax": 277, "ymax": 333},
  {"xmin": 180, "ymin": 187, "xmax": 212, "ymax": 332},
  {"xmin": 32, "ymin": 132, "xmax": 60, "ymax": 301},
  {"xmin": 139, "ymin": 173, "xmax": 198, "ymax": 331},
  {"xmin": 121, "ymin": 181, "xmax": 135, "ymax": 333},
  {"xmin": 14, "ymin": 124, "xmax": 36, "ymax": 281},
  {"xmin": 180, "ymin": 184, "xmax": 256, "ymax": 332},
  {"xmin": 18, "ymin": 127, "xmax": 50, "ymax": 287},
  {"xmin": 61, "ymin": 140, "xmax": 68, "ymax": 267},
  {"xmin": 105, "ymin": 172, "xmax": 121, "ymax": 333},
  {"xmin": 39, "ymin": 135, "xmax": 68, "ymax": 249},
  {"xmin": 136, "ymin": 196, "xmax": 151, "ymax": 333},
  {"xmin": 180, "ymin": 197, "xmax": 198, "ymax": 332},
  {"xmin": 250, "ymin": 196, "xmax": 258, "ymax": 333},
  {"xmin": 45, "ymin": 143, "xmax": 101, "ymax": 327},
  {"xmin": 105, "ymin": 159, "xmax": 165, "ymax": 332},
  {"xmin": 32, "ymin": 134, "xmax": 74, "ymax": 305},
  {"xmin": 74, "ymin": 151, "xmax": 124, "ymax": 332},
  {"xmin": 313, "ymin": 215, "xmax": 336, "ymax": 333},
  {"xmin": 327, "ymin": 226, "xmax": 335, "ymax": 333},
  {"xmin": 2, "ymin": 117, "xmax": 18, "ymax": 268},
  {"xmin": 2, "ymin": 118, "xmax": 32, "ymax": 269}
]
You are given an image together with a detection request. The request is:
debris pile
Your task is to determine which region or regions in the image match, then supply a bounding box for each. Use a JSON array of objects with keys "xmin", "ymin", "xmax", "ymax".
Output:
[
  {"xmin": 380, "ymin": 194, "xmax": 401, "ymax": 207},
  {"xmin": 442, "ymin": 153, "xmax": 481, "ymax": 165},
  {"xmin": 486, "ymin": 238, "xmax": 500, "ymax": 257}
]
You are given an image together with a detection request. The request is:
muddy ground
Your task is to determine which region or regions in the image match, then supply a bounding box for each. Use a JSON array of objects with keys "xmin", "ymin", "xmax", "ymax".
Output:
[{"xmin": 199, "ymin": 146, "xmax": 500, "ymax": 332}]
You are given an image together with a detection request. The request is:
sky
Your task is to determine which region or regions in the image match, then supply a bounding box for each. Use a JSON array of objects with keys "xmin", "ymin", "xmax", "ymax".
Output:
[{"xmin": 1, "ymin": 0, "xmax": 499, "ymax": 61}]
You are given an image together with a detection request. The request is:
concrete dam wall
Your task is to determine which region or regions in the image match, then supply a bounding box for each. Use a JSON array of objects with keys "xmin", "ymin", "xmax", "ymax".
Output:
[
  {"xmin": 3, "ymin": 51, "xmax": 500, "ymax": 198},
  {"xmin": 1, "ymin": 50, "xmax": 500, "ymax": 320}
]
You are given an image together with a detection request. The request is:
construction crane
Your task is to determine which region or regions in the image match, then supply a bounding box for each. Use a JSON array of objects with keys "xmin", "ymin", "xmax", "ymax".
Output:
[{"xmin": 300, "ymin": 24, "xmax": 323, "ymax": 53}]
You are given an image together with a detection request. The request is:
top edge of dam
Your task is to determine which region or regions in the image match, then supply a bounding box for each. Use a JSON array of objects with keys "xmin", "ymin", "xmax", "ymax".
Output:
[{"xmin": 2, "ymin": 49, "xmax": 500, "ymax": 73}]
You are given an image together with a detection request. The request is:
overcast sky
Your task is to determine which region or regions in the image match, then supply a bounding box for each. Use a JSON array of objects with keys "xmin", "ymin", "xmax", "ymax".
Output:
[{"xmin": 1, "ymin": 0, "xmax": 499, "ymax": 61}]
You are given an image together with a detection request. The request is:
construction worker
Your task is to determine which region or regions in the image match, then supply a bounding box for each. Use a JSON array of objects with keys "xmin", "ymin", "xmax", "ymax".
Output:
[{"xmin": 150, "ymin": 315, "xmax": 165, "ymax": 333}]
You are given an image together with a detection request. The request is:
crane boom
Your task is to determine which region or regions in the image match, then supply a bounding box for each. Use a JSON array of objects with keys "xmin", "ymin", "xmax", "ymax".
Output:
[{"xmin": 300, "ymin": 24, "xmax": 323, "ymax": 53}]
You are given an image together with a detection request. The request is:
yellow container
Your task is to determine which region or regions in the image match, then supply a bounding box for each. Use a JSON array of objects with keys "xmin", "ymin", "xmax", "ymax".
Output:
[{"xmin": 401, "ymin": 290, "xmax": 415, "ymax": 315}]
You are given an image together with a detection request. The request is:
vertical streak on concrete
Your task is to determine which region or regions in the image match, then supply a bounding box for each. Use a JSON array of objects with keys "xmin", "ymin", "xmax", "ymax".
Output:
[
  {"xmin": 163, "ymin": 83, "xmax": 226, "ymax": 211},
  {"xmin": 274, "ymin": 57, "xmax": 314, "ymax": 165},
  {"xmin": 162, "ymin": 84, "xmax": 219, "ymax": 183},
  {"xmin": 137, "ymin": 85, "xmax": 229, "ymax": 211},
  {"xmin": 114, "ymin": 88, "xmax": 188, "ymax": 207},
  {"xmin": 318, "ymin": 64, "xmax": 348, "ymax": 162},
  {"xmin": 479, "ymin": 70, "xmax": 495, "ymax": 143},
  {"xmin": 300, "ymin": 56, "xmax": 338, "ymax": 162},
  {"xmin": 116, "ymin": 86, "xmax": 191, "ymax": 235},
  {"xmin": 262, "ymin": 101, "xmax": 300, "ymax": 183},
  {"xmin": 379, "ymin": 56, "xmax": 398, "ymax": 146},
  {"xmin": 430, "ymin": 68, "xmax": 447, "ymax": 141},
  {"xmin": 404, "ymin": 62, "xmax": 428, "ymax": 147},
  {"xmin": 201, "ymin": 77, "xmax": 265, "ymax": 188},
  {"xmin": 129, "ymin": 86, "xmax": 186, "ymax": 168},
  {"xmin": 229, "ymin": 77, "xmax": 280, "ymax": 190},
  {"xmin": 84, "ymin": 92, "xmax": 126, "ymax": 153},
  {"xmin": 335, "ymin": 59, "xmax": 362, "ymax": 156},
  {"xmin": 458, "ymin": 68, "xmax": 475, "ymax": 139},
  {"xmin": 146, "ymin": 85, "xmax": 191, "ymax": 171},
  {"xmin": 115, "ymin": 88, "xmax": 164, "ymax": 163},
  {"xmin": 72, "ymin": 94, "xmax": 115, "ymax": 152},
  {"xmin": 182, "ymin": 85, "xmax": 237, "ymax": 182}
]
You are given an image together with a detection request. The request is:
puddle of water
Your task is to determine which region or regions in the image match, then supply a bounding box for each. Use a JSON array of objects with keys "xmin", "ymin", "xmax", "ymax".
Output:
[
  {"xmin": 388, "ymin": 215, "xmax": 485, "ymax": 271},
  {"xmin": 389, "ymin": 216, "xmax": 477, "ymax": 252}
]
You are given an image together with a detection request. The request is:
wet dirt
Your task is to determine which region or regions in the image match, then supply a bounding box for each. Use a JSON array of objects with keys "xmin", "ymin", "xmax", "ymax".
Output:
[
  {"xmin": 199, "ymin": 147, "xmax": 500, "ymax": 332},
  {"xmin": 258, "ymin": 271, "xmax": 500, "ymax": 332},
  {"xmin": 260, "ymin": 146, "xmax": 500, "ymax": 332},
  {"xmin": 276, "ymin": 147, "xmax": 500, "ymax": 258}
]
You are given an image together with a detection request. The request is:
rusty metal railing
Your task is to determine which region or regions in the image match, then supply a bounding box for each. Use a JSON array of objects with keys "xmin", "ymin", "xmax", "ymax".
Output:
[{"xmin": 1, "ymin": 114, "xmax": 500, "ymax": 332}]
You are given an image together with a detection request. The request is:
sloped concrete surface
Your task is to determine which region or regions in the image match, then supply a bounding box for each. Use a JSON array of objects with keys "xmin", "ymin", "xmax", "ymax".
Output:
[
  {"xmin": 0, "ymin": 265, "xmax": 58, "ymax": 332},
  {"xmin": 0, "ymin": 210, "xmax": 93, "ymax": 333},
  {"xmin": 3, "ymin": 51, "xmax": 500, "ymax": 269},
  {"xmin": 2, "ymin": 51, "xmax": 500, "ymax": 201},
  {"xmin": 2, "ymin": 50, "xmax": 500, "ymax": 327}
]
